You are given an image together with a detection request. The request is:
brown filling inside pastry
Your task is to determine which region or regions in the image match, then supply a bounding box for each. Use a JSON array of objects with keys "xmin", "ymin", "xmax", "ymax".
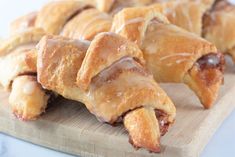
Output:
[
  {"xmin": 185, "ymin": 52, "xmax": 225, "ymax": 108},
  {"xmin": 124, "ymin": 107, "xmax": 169, "ymax": 153},
  {"xmin": 196, "ymin": 53, "xmax": 225, "ymax": 72},
  {"xmin": 155, "ymin": 109, "xmax": 170, "ymax": 136}
]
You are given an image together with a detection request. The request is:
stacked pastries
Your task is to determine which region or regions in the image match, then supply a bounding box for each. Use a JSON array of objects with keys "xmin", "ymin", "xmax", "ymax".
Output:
[
  {"xmin": 0, "ymin": 0, "xmax": 229, "ymax": 153},
  {"xmin": 0, "ymin": 1, "xmax": 176, "ymax": 152}
]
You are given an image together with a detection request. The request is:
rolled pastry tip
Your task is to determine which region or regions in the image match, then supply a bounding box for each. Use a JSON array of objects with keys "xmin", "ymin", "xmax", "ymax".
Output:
[{"xmin": 9, "ymin": 75, "xmax": 49, "ymax": 120}]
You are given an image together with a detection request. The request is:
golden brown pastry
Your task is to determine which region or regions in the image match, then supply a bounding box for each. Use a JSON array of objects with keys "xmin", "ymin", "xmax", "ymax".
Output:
[
  {"xmin": 9, "ymin": 75, "xmax": 49, "ymax": 120},
  {"xmin": 82, "ymin": 0, "xmax": 115, "ymax": 12},
  {"xmin": 61, "ymin": 8, "xmax": 112, "ymax": 40},
  {"xmin": 10, "ymin": 12, "xmax": 37, "ymax": 35},
  {"xmin": 152, "ymin": 0, "xmax": 235, "ymax": 61},
  {"xmin": 151, "ymin": 1, "xmax": 207, "ymax": 36},
  {"xmin": 112, "ymin": 7, "xmax": 224, "ymax": 109},
  {"xmin": 155, "ymin": 0, "xmax": 216, "ymax": 8},
  {"xmin": 36, "ymin": 33, "xmax": 176, "ymax": 152},
  {"xmin": 0, "ymin": 28, "xmax": 45, "ymax": 57},
  {"xmin": 0, "ymin": 28, "xmax": 51, "ymax": 120},
  {"xmin": 80, "ymin": 0, "xmax": 153, "ymax": 14},
  {"xmin": 35, "ymin": 0, "xmax": 92, "ymax": 35},
  {"xmin": 10, "ymin": 1, "xmax": 112, "ymax": 41},
  {"xmin": 0, "ymin": 28, "xmax": 45, "ymax": 89},
  {"xmin": 203, "ymin": 0, "xmax": 235, "ymax": 61},
  {"xmin": 0, "ymin": 48, "xmax": 36, "ymax": 90}
]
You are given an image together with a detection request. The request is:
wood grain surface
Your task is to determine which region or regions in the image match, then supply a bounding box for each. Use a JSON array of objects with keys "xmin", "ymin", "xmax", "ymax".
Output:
[{"xmin": 0, "ymin": 60, "xmax": 235, "ymax": 157}]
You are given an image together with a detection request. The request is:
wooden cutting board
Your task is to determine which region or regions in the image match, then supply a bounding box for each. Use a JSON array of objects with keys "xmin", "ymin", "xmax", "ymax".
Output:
[{"xmin": 0, "ymin": 61, "xmax": 235, "ymax": 157}]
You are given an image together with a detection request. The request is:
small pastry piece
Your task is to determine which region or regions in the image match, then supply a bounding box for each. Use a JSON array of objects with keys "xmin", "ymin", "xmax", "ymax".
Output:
[
  {"xmin": 37, "ymin": 33, "xmax": 176, "ymax": 152},
  {"xmin": 203, "ymin": 0, "xmax": 235, "ymax": 61},
  {"xmin": 0, "ymin": 28, "xmax": 51, "ymax": 120},
  {"xmin": 9, "ymin": 75, "xmax": 49, "ymax": 120},
  {"xmin": 35, "ymin": 0, "xmax": 92, "ymax": 34},
  {"xmin": 61, "ymin": 8, "xmax": 112, "ymax": 40},
  {"xmin": 124, "ymin": 107, "xmax": 161, "ymax": 152},
  {"xmin": 10, "ymin": 12, "xmax": 38, "ymax": 34},
  {"xmin": 112, "ymin": 7, "xmax": 224, "ymax": 108}
]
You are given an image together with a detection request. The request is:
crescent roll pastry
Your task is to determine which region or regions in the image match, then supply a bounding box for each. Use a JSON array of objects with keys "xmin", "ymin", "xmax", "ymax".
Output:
[
  {"xmin": 203, "ymin": 0, "xmax": 235, "ymax": 61},
  {"xmin": 9, "ymin": 75, "xmax": 49, "ymax": 120},
  {"xmin": 0, "ymin": 28, "xmax": 51, "ymax": 120},
  {"xmin": 36, "ymin": 33, "xmax": 176, "ymax": 152},
  {"xmin": 112, "ymin": 7, "xmax": 224, "ymax": 108}
]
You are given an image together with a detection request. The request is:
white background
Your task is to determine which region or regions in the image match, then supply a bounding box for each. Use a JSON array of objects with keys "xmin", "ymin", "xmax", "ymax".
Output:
[{"xmin": 0, "ymin": 0, "xmax": 235, "ymax": 157}]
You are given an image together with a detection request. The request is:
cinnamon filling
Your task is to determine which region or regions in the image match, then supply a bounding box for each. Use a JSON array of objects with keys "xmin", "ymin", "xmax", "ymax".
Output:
[
  {"xmin": 155, "ymin": 109, "xmax": 170, "ymax": 136},
  {"xmin": 196, "ymin": 53, "xmax": 225, "ymax": 72}
]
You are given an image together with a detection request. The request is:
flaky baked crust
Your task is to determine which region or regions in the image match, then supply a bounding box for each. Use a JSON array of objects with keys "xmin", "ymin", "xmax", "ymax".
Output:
[
  {"xmin": 61, "ymin": 8, "xmax": 112, "ymax": 40},
  {"xmin": 37, "ymin": 33, "xmax": 176, "ymax": 152},
  {"xmin": 203, "ymin": 0, "xmax": 235, "ymax": 61},
  {"xmin": 9, "ymin": 75, "xmax": 49, "ymax": 120},
  {"xmin": 80, "ymin": 0, "xmax": 153, "ymax": 13},
  {"xmin": 76, "ymin": 32, "xmax": 146, "ymax": 91},
  {"xmin": 112, "ymin": 7, "xmax": 224, "ymax": 108},
  {"xmin": 10, "ymin": 12, "xmax": 37, "ymax": 35},
  {"xmin": 152, "ymin": 0, "xmax": 235, "ymax": 62},
  {"xmin": 80, "ymin": 0, "xmax": 115, "ymax": 12},
  {"xmin": 37, "ymin": 35, "xmax": 89, "ymax": 102},
  {"xmin": 0, "ymin": 28, "xmax": 45, "ymax": 89},
  {"xmin": 0, "ymin": 28, "xmax": 45, "ymax": 57},
  {"xmin": 151, "ymin": 1, "xmax": 207, "ymax": 36},
  {"xmin": 36, "ymin": 0, "xmax": 92, "ymax": 34},
  {"xmin": 111, "ymin": 6, "xmax": 169, "ymax": 46},
  {"xmin": 0, "ymin": 49, "xmax": 36, "ymax": 90},
  {"xmin": 0, "ymin": 28, "xmax": 50, "ymax": 120}
]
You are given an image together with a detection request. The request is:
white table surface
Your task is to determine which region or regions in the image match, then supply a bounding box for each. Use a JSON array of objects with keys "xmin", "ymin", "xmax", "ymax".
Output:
[{"xmin": 0, "ymin": 1, "xmax": 235, "ymax": 157}]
